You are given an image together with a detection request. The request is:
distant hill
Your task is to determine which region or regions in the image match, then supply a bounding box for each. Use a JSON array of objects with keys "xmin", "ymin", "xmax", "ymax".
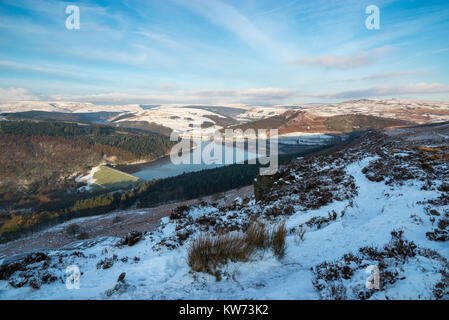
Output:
[
  {"xmin": 113, "ymin": 120, "xmax": 173, "ymax": 136},
  {"xmin": 324, "ymin": 114, "xmax": 414, "ymax": 133},
  {"xmin": 1, "ymin": 110, "xmax": 122, "ymax": 124},
  {"xmin": 227, "ymin": 112, "xmax": 295, "ymax": 132},
  {"xmin": 228, "ymin": 111, "xmax": 416, "ymax": 135}
]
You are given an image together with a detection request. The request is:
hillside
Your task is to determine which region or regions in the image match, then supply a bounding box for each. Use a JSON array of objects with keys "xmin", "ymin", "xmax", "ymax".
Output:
[
  {"xmin": 0, "ymin": 145, "xmax": 326, "ymax": 243},
  {"xmin": 112, "ymin": 121, "xmax": 173, "ymax": 136},
  {"xmin": 230, "ymin": 111, "xmax": 415, "ymax": 136},
  {"xmin": 1, "ymin": 122, "xmax": 448, "ymax": 299},
  {"xmin": 0, "ymin": 111, "xmax": 122, "ymax": 124},
  {"xmin": 303, "ymin": 99, "xmax": 449, "ymax": 124},
  {"xmin": 0, "ymin": 120, "xmax": 174, "ymax": 212},
  {"xmin": 2, "ymin": 99, "xmax": 449, "ymax": 138},
  {"xmin": 324, "ymin": 114, "xmax": 414, "ymax": 133}
]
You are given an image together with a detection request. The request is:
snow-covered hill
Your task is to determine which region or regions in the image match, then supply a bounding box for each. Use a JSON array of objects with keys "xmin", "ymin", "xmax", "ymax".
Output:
[
  {"xmin": 2, "ymin": 99, "xmax": 448, "ymax": 137},
  {"xmin": 114, "ymin": 106, "xmax": 227, "ymax": 134},
  {"xmin": 0, "ymin": 102, "xmax": 288, "ymax": 135},
  {"xmin": 0, "ymin": 101, "xmax": 144, "ymax": 114},
  {"xmin": 1, "ymin": 122, "xmax": 448, "ymax": 300},
  {"xmin": 303, "ymin": 99, "xmax": 449, "ymax": 124}
]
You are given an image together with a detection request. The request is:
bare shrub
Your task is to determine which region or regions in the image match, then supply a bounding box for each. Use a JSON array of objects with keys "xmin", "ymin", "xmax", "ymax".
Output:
[
  {"xmin": 76, "ymin": 232, "xmax": 89, "ymax": 240},
  {"xmin": 329, "ymin": 282, "xmax": 347, "ymax": 300},
  {"xmin": 294, "ymin": 225, "xmax": 306, "ymax": 244},
  {"xmin": 66, "ymin": 223, "xmax": 81, "ymax": 236}
]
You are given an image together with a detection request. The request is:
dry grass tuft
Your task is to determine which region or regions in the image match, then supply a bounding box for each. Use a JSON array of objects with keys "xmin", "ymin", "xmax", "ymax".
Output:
[
  {"xmin": 271, "ymin": 222, "xmax": 287, "ymax": 259},
  {"xmin": 187, "ymin": 220, "xmax": 287, "ymax": 277},
  {"xmin": 245, "ymin": 220, "xmax": 270, "ymax": 250},
  {"xmin": 187, "ymin": 232, "xmax": 248, "ymax": 275}
]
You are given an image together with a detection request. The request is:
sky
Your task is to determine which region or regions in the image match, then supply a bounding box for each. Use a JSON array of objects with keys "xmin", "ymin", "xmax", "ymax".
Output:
[{"xmin": 0, "ymin": 0, "xmax": 449, "ymax": 105}]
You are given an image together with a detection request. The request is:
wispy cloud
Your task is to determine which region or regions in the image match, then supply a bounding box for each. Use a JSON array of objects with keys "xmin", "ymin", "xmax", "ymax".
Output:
[
  {"xmin": 343, "ymin": 70, "xmax": 430, "ymax": 82},
  {"xmin": 0, "ymin": 0, "xmax": 448, "ymax": 103},
  {"xmin": 0, "ymin": 60, "xmax": 112, "ymax": 82},
  {"xmin": 172, "ymin": 0, "xmax": 285, "ymax": 58},
  {"xmin": 50, "ymin": 87, "xmax": 294, "ymax": 105},
  {"xmin": 311, "ymin": 83, "xmax": 449, "ymax": 99},
  {"xmin": 137, "ymin": 31, "xmax": 180, "ymax": 47},
  {"xmin": 432, "ymin": 48, "xmax": 449, "ymax": 54},
  {"xmin": 291, "ymin": 47, "xmax": 392, "ymax": 70}
]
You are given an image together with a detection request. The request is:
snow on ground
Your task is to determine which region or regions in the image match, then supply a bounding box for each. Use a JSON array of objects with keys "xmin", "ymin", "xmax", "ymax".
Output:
[
  {"xmin": 303, "ymin": 99, "xmax": 449, "ymax": 124},
  {"xmin": 116, "ymin": 106, "xmax": 227, "ymax": 134},
  {"xmin": 0, "ymin": 101, "xmax": 144, "ymax": 114},
  {"xmin": 236, "ymin": 107, "xmax": 287, "ymax": 122},
  {"xmin": 1, "ymin": 133, "xmax": 448, "ymax": 299},
  {"xmin": 75, "ymin": 166, "xmax": 100, "ymax": 191}
]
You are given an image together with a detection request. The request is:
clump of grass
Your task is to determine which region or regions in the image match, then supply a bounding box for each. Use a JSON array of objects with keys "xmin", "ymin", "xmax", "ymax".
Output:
[
  {"xmin": 245, "ymin": 220, "xmax": 270, "ymax": 250},
  {"xmin": 187, "ymin": 220, "xmax": 287, "ymax": 277},
  {"xmin": 271, "ymin": 222, "xmax": 287, "ymax": 259},
  {"xmin": 187, "ymin": 232, "xmax": 248, "ymax": 275}
]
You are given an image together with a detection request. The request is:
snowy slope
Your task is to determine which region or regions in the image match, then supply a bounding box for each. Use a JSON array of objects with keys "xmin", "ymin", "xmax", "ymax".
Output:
[
  {"xmin": 303, "ymin": 99, "xmax": 449, "ymax": 124},
  {"xmin": 0, "ymin": 101, "xmax": 144, "ymax": 114},
  {"xmin": 115, "ymin": 106, "xmax": 227, "ymax": 134},
  {"xmin": 1, "ymin": 125, "xmax": 448, "ymax": 300}
]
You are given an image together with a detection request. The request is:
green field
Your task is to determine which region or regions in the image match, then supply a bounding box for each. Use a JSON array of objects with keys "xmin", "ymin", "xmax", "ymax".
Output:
[{"xmin": 92, "ymin": 165, "xmax": 140, "ymax": 189}]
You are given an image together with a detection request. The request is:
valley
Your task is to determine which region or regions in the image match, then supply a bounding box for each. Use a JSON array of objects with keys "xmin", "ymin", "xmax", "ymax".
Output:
[
  {"xmin": 0, "ymin": 99, "xmax": 448, "ymax": 300},
  {"xmin": 0, "ymin": 120, "xmax": 447, "ymax": 299},
  {"xmin": 1, "ymin": 0, "xmax": 448, "ymax": 303},
  {"xmin": 1, "ymin": 98, "xmax": 449, "ymax": 243}
]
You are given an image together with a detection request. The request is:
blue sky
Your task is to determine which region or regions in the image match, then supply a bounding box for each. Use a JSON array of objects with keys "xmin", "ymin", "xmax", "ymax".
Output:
[{"xmin": 0, "ymin": 0, "xmax": 448, "ymax": 105}]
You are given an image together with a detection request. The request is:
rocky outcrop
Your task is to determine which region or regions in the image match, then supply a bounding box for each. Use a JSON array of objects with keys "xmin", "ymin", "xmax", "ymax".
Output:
[{"xmin": 254, "ymin": 173, "xmax": 280, "ymax": 202}]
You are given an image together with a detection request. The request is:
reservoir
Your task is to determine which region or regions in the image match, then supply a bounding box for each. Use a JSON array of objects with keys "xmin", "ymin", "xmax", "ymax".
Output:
[
  {"xmin": 121, "ymin": 140, "xmax": 262, "ymax": 181},
  {"xmin": 118, "ymin": 133, "xmax": 341, "ymax": 181}
]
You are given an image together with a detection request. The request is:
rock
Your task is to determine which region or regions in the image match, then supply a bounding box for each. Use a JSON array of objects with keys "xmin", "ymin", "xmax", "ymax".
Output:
[
  {"xmin": 254, "ymin": 174, "xmax": 278, "ymax": 202},
  {"xmin": 29, "ymin": 278, "xmax": 41, "ymax": 290},
  {"xmin": 118, "ymin": 272, "xmax": 126, "ymax": 283},
  {"xmin": 0, "ymin": 250, "xmax": 51, "ymax": 280},
  {"xmin": 170, "ymin": 205, "xmax": 190, "ymax": 220},
  {"xmin": 117, "ymin": 231, "xmax": 143, "ymax": 247}
]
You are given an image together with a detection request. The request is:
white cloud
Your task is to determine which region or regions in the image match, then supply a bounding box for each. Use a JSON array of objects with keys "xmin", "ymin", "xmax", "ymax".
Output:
[
  {"xmin": 0, "ymin": 88, "xmax": 40, "ymax": 102},
  {"xmin": 158, "ymin": 83, "xmax": 176, "ymax": 90},
  {"xmin": 291, "ymin": 46, "xmax": 392, "ymax": 70},
  {"xmin": 241, "ymin": 88, "xmax": 292, "ymax": 98}
]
